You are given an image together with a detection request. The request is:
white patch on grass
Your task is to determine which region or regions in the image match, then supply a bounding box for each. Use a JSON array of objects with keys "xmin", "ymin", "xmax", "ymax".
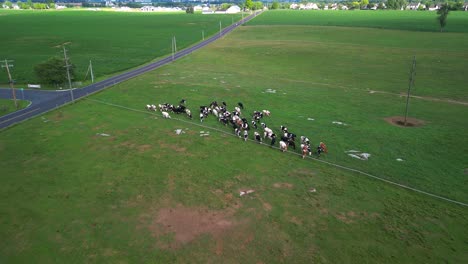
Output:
[
  {"xmin": 309, "ymin": 188, "xmax": 316, "ymax": 193},
  {"xmin": 265, "ymin": 88, "xmax": 276, "ymax": 94},
  {"xmin": 332, "ymin": 121, "xmax": 348, "ymax": 126},
  {"xmin": 175, "ymin": 129, "xmax": 184, "ymax": 135},
  {"xmin": 345, "ymin": 150, "xmax": 371, "ymax": 160},
  {"xmin": 240, "ymin": 189, "xmax": 255, "ymax": 197},
  {"xmin": 97, "ymin": 133, "xmax": 111, "ymax": 137},
  {"xmin": 307, "ymin": 118, "xmax": 315, "ymax": 121},
  {"xmin": 396, "ymin": 158, "xmax": 404, "ymax": 162}
]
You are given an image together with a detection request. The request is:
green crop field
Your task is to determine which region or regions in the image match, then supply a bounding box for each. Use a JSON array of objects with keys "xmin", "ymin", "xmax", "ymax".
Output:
[
  {"xmin": 1, "ymin": 10, "xmax": 468, "ymax": 263},
  {"xmin": 0, "ymin": 9, "xmax": 242, "ymax": 87},
  {"xmin": 249, "ymin": 10, "xmax": 468, "ymax": 33}
]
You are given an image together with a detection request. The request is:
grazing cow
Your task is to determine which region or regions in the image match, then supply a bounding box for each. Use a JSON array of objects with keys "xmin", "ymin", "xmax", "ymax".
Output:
[
  {"xmin": 279, "ymin": 141, "xmax": 288, "ymax": 152},
  {"xmin": 185, "ymin": 109, "xmax": 192, "ymax": 119},
  {"xmin": 238, "ymin": 102, "xmax": 244, "ymax": 109},
  {"xmin": 254, "ymin": 132, "xmax": 262, "ymax": 143},
  {"xmin": 280, "ymin": 125, "xmax": 288, "ymax": 133},
  {"xmin": 212, "ymin": 109, "xmax": 218, "ymax": 118},
  {"xmin": 222, "ymin": 101, "xmax": 227, "ymax": 107},
  {"xmin": 243, "ymin": 130, "xmax": 248, "ymax": 141},
  {"xmin": 235, "ymin": 128, "xmax": 241, "ymax": 138},
  {"xmin": 180, "ymin": 99, "xmax": 186, "ymax": 104},
  {"xmin": 242, "ymin": 122, "xmax": 249, "ymax": 130},
  {"xmin": 200, "ymin": 113, "xmax": 205, "ymax": 122},
  {"xmin": 301, "ymin": 144, "xmax": 311, "ymax": 159},
  {"xmin": 162, "ymin": 111, "xmax": 171, "ymax": 119},
  {"xmin": 317, "ymin": 142, "xmax": 328, "ymax": 157},
  {"xmin": 264, "ymin": 127, "xmax": 273, "ymax": 139},
  {"xmin": 301, "ymin": 136, "xmax": 310, "ymax": 146},
  {"xmin": 251, "ymin": 120, "xmax": 257, "ymax": 129},
  {"xmin": 146, "ymin": 104, "xmax": 152, "ymax": 111},
  {"xmin": 261, "ymin": 122, "xmax": 267, "ymax": 129},
  {"xmin": 262, "ymin": 110, "xmax": 271, "ymax": 116},
  {"xmin": 270, "ymin": 133, "xmax": 277, "ymax": 146},
  {"xmin": 234, "ymin": 106, "xmax": 241, "ymax": 115}
]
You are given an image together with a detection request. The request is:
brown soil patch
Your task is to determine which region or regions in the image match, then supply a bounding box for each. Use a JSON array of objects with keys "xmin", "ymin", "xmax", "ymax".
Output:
[
  {"xmin": 137, "ymin": 144, "xmax": 152, "ymax": 153},
  {"xmin": 384, "ymin": 116, "xmax": 426, "ymax": 127},
  {"xmin": 273, "ymin": 182, "xmax": 294, "ymax": 189},
  {"xmin": 287, "ymin": 168, "xmax": 316, "ymax": 177},
  {"xmin": 159, "ymin": 141, "xmax": 187, "ymax": 153},
  {"xmin": 150, "ymin": 206, "xmax": 238, "ymax": 248},
  {"xmin": 263, "ymin": 202, "xmax": 272, "ymax": 211}
]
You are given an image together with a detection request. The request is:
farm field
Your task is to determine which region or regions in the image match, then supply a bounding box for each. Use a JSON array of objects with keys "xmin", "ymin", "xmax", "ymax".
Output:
[
  {"xmin": 249, "ymin": 10, "xmax": 468, "ymax": 33},
  {"xmin": 0, "ymin": 9, "xmax": 242, "ymax": 86},
  {"xmin": 1, "ymin": 11, "xmax": 468, "ymax": 263}
]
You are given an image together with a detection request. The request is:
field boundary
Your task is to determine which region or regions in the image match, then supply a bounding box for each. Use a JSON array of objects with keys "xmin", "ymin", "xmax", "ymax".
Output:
[{"xmin": 84, "ymin": 98, "xmax": 468, "ymax": 208}]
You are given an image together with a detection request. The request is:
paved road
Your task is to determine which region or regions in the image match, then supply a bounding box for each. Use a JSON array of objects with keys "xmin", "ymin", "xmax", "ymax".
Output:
[{"xmin": 0, "ymin": 11, "xmax": 262, "ymax": 130}]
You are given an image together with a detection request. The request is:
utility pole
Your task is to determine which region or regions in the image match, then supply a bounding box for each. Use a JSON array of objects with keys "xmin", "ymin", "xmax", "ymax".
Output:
[
  {"xmin": 172, "ymin": 36, "xmax": 177, "ymax": 60},
  {"xmin": 63, "ymin": 46, "xmax": 74, "ymax": 102},
  {"xmin": 242, "ymin": 10, "xmax": 244, "ymax": 24},
  {"xmin": 219, "ymin": 21, "xmax": 222, "ymax": 37},
  {"xmin": 1, "ymin": 59, "xmax": 18, "ymax": 109},
  {"xmin": 404, "ymin": 56, "xmax": 416, "ymax": 126},
  {"xmin": 202, "ymin": 30, "xmax": 204, "ymax": 40},
  {"xmin": 89, "ymin": 60, "xmax": 94, "ymax": 83}
]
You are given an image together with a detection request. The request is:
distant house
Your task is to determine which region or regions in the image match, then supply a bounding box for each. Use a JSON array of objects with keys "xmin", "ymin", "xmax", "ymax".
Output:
[
  {"xmin": 407, "ymin": 2, "xmax": 422, "ymax": 10},
  {"xmin": 290, "ymin": 3, "xmax": 299, "ymax": 9},
  {"xmin": 225, "ymin": 5, "xmax": 241, "ymax": 14},
  {"xmin": 304, "ymin": 3, "xmax": 319, "ymax": 10},
  {"xmin": 428, "ymin": 4, "xmax": 440, "ymax": 11},
  {"xmin": 140, "ymin": 6, "xmax": 155, "ymax": 12}
]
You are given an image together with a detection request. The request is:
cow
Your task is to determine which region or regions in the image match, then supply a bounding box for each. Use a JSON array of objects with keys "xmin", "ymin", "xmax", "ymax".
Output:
[
  {"xmin": 238, "ymin": 102, "xmax": 244, "ymax": 109},
  {"xmin": 235, "ymin": 128, "xmax": 241, "ymax": 138},
  {"xmin": 243, "ymin": 130, "xmax": 248, "ymax": 141},
  {"xmin": 301, "ymin": 144, "xmax": 311, "ymax": 159},
  {"xmin": 262, "ymin": 110, "xmax": 271, "ymax": 116},
  {"xmin": 162, "ymin": 111, "xmax": 171, "ymax": 119},
  {"xmin": 254, "ymin": 132, "xmax": 262, "ymax": 143},
  {"xmin": 317, "ymin": 142, "xmax": 328, "ymax": 157},
  {"xmin": 185, "ymin": 109, "xmax": 192, "ymax": 119},
  {"xmin": 251, "ymin": 120, "xmax": 258, "ymax": 129},
  {"xmin": 279, "ymin": 141, "xmax": 288, "ymax": 152}
]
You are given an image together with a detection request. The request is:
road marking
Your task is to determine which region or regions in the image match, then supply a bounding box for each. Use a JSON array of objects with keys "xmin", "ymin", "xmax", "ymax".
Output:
[{"xmin": 0, "ymin": 107, "xmax": 40, "ymax": 125}]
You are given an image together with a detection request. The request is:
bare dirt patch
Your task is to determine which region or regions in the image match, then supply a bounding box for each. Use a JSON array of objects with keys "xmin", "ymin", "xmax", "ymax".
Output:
[
  {"xmin": 149, "ymin": 206, "xmax": 239, "ymax": 248},
  {"xmin": 273, "ymin": 182, "xmax": 294, "ymax": 189},
  {"xmin": 137, "ymin": 144, "xmax": 152, "ymax": 153},
  {"xmin": 384, "ymin": 116, "xmax": 426, "ymax": 127},
  {"xmin": 287, "ymin": 168, "xmax": 316, "ymax": 177}
]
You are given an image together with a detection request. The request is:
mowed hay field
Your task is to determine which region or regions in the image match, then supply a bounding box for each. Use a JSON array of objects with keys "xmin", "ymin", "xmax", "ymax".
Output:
[
  {"xmin": 1, "ymin": 11, "xmax": 468, "ymax": 263},
  {"xmin": 0, "ymin": 10, "xmax": 241, "ymax": 86}
]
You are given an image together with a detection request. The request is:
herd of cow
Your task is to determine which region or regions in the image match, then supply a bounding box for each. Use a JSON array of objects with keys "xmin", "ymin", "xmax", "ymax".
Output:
[{"xmin": 146, "ymin": 100, "xmax": 327, "ymax": 158}]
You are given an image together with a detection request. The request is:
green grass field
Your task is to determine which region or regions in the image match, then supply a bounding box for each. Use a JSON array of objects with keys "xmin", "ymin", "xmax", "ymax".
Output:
[
  {"xmin": 0, "ymin": 9, "xmax": 242, "ymax": 86},
  {"xmin": 249, "ymin": 10, "xmax": 468, "ymax": 33},
  {"xmin": 0, "ymin": 99, "xmax": 29, "ymax": 115},
  {"xmin": 1, "ymin": 10, "xmax": 467, "ymax": 263}
]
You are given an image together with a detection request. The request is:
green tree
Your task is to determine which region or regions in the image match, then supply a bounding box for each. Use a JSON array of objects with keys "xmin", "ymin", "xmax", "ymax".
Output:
[
  {"xmin": 437, "ymin": 3, "xmax": 450, "ymax": 32},
  {"xmin": 351, "ymin": 1, "xmax": 360, "ymax": 9},
  {"xmin": 220, "ymin": 3, "xmax": 231, "ymax": 10},
  {"xmin": 361, "ymin": 0, "xmax": 369, "ymax": 8},
  {"xmin": 271, "ymin": 1, "xmax": 279, "ymax": 9},
  {"xmin": 186, "ymin": 6, "xmax": 194, "ymax": 14},
  {"xmin": 253, "ymin": 1, "xmax": 263, "ymax": 10},
  {"xmin": 244, "ymin": 0, "xmax": 253, "ymax": 10},
  {"xmin": 4, "ymin": 1, "xmax": 12, "ymax": 8},
  {"xmin": 34, "ymin": 57, "xmax": 73, "ymax": 86},
  {"xmin": 27, "ymin": 0, "xmax": 32, "ymax": 8}
]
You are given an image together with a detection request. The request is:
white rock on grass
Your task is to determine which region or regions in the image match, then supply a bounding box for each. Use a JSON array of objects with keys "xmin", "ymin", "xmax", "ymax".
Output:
[{"xmin": 396, "ymin": 158, "xmax": 404, "ymax": 162}]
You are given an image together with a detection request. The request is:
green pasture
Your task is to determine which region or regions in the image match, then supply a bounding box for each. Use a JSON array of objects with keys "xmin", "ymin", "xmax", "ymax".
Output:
[
  {"xmin": 0, "ymin": 98, "xmax": 29, "ymax": 115},
  {"xmin": 0, "ymin": 9, "xmax": 242, "ymax": 86},
  {"xmin": 249, "ymin": 10, "xmax": 468, "ymax": 33},
  {"xmin": 1, "ymin": 17, "xmax": 468, "ymax": 262}
]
